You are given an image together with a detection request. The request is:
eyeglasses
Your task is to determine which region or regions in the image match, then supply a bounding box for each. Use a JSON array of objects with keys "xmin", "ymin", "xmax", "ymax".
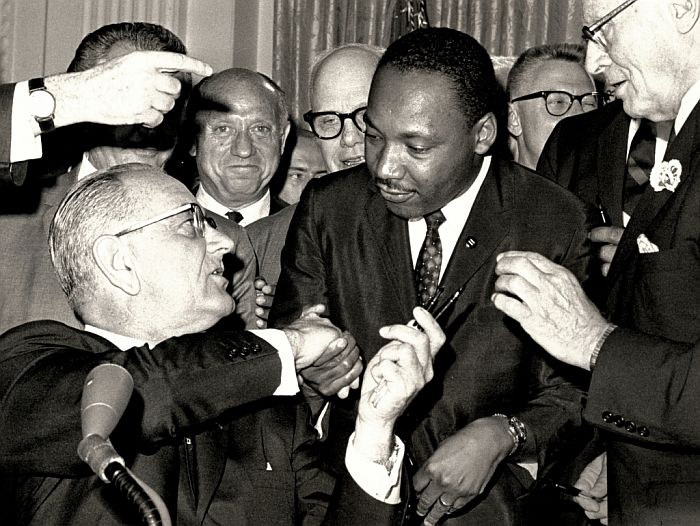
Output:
[
  {"xmin": 510, "ymin": 91, "xmax": 601, "ymax": 117},
  {"xmin": 303, "ymin": 106, "xmax": 367, "ymax": 140},
  {"xmin": 582, "ymin": 0, "xmax": 638, "ymax": 49},
  {"xmin": 115, "ymin": 202, "xmax": 217, "ymax": 237}
]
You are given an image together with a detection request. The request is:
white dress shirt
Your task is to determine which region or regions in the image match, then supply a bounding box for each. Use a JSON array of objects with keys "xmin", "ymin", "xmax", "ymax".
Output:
[{"xmin": 196, "ymin": 185, "xmax": 271, "ymax": 226}]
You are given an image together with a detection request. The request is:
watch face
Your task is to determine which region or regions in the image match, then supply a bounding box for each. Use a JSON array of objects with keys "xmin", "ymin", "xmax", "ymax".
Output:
[{"xmin": 30, "ymin": 89, "xmax": 56, "ymax": 119}]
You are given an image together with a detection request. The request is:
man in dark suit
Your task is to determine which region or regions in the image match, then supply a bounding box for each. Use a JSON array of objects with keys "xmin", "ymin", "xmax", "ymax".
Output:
[
  {"xmin": 0, "ymin": 163, "xmax": 444, "ymax": 525},
  {"xmin": 270, "ymin": 27, "xmax": 594, "ymax": 526},
  {"xmin": 0, "ymin": 23, "xmax": 258, "ymax": 334},
  {"xmin": 492, "ymin": 1, "xmax": 700, "ymax": 524}
]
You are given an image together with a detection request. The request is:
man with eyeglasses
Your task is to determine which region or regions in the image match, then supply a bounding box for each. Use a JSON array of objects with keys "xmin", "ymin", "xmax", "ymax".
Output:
[
  {"xmin": 506, "ymin": 43, "xmax": 599, "ymax": 170},
  {"xmin": 306, "ymin": 43, "xmax": 384, "ymax": 173},
  {"xmin": 0, "ymin": 162, "xmax": 446, "ymax": 525},
  {"xmin": 492, "ymin": 1, "xmax": 700, "ymax": 525}
]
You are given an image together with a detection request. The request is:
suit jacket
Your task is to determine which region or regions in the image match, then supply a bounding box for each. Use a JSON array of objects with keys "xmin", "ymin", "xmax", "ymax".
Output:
[
  {"xmin": 0, "ymin": 170, "xmax": 259, "ymax": 334},
  {"xmin": 247, "ymin": 203, "xmax": 296, "ymax": 286},
  {"xmin": 0, "ymin": 320, "xmax": 283, "ymax": 525},
  {"xmin": 537, "ymin": 100, "xmax": 630, "ymax": 228},
  {"xmin": 270, "ymin": 159, "xmax": 594, "ymax": 525},
  {"xmin": 579, "ymin": 100, "xmax": 700, "ymax": 526}
]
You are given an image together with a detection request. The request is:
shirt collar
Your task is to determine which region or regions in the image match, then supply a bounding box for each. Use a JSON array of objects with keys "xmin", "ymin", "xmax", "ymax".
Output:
[
  {"xmin": 84, "ymin": 324, "xmax": 147, "ymax": 351},
  {"xmin": 675, "ymin": 79, "xmax": 700, "ymax": 136},
  {"xmin": 76, "ymin": 152, "xmax": 98, "ymax": 180},
  {"xmin": 196, "ymin": 185, "xmax": 271, "ymax": 226}
]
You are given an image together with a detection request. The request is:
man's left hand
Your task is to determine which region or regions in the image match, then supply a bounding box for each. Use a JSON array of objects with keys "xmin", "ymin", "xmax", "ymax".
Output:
[
  {"xmin": 413, "ymin": 416, "xmax": 514, "ymax": 526},
  {"xmin": 491, "ymin": 251, "xmax": 610, "ymax": 370},
  {"xmin": 300, "ymin": 331, "xmax": 362, "ymax": 398}
]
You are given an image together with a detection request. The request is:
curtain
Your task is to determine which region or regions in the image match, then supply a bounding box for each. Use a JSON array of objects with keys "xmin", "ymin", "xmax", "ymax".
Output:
[{"xmin": 273, "ymin": 0, "xmax": 583, "ymax": 122}]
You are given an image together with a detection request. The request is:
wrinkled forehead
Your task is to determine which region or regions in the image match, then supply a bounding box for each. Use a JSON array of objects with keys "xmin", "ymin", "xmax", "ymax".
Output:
[{"xmin": 195, "ymin": 79, "xmax": 281, "ymax": 124}]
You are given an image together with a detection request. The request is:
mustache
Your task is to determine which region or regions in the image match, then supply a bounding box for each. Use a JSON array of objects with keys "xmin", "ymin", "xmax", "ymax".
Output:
[{"xmin": 373, "ymin": 177, "xmax": 414, "ymax": 193}]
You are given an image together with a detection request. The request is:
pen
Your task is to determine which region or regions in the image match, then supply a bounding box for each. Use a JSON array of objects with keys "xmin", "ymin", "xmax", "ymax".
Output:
[
  {"xmin": 545, "ymin": 481, "xmax": 604, "ymax": 502},
  {"xmin": 596, "ymin": 196, "xmax": 611, "ymax": 226},
  {"xmin": 369, "ymin": 283, "xmax": 466, "ymax": 408}
]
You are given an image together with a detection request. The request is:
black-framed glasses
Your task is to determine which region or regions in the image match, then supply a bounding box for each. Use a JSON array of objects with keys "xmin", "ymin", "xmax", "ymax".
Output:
[
  {"xmin": 303, "ymin": 106, "xmax": 367, "ymax": 140},
  {"xmin": 115, "ymin": 202, "xmax": 216, "ymax": 237},
  {"xmin": 582, "ymin": 0, "xmax": 638, "ymax": 49},
  {"xmin": 510, "ymin": 90, "xmax": 601, "ymax": 117}
]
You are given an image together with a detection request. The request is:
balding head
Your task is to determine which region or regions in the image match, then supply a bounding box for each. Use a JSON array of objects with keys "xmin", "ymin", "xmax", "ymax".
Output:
[
  {"xmin": 50, "ymin": 163, "xmax": 235, "ymax": 340},
  {"xmin": 188, "ymin": 68, "xmax": 291, "ymax": 210},
  {"xmin": 307, "ymin": 44, "xmax": 384, "ymax": 173}
]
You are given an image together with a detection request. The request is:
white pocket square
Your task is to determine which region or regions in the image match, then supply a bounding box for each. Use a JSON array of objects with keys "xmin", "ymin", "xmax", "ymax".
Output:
[{"xmin": 637, "ymin": 233, "xmax": 659, "ymax": 254}]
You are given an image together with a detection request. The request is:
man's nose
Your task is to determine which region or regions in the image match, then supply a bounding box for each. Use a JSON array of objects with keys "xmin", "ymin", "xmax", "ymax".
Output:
[
  {"xmin": 230, "ymin": 131, "xmax": 253, "ymax": 158},
  {"xmin": 585, "ymin": 41, "xmax": 611, "ymax": 76},
  {"xmin": 205, "ymin": 223, "xmax": 234, "ymax": 254},
  {"xmin": 340, "ymin": 117, "xmax": 363, "ymax": 148},
  {"xmin": 374, "ymin": 144, "xmax": 402, "ymax": 180}
]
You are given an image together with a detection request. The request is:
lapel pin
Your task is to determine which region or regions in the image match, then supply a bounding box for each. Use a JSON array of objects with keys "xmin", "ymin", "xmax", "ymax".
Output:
[{"xmin": 465, "ymin": 236, "xmax": 477, "ymax": 248}]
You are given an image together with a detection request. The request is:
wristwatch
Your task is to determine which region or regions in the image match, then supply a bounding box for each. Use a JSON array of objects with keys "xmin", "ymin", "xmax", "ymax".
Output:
[{"xmin": 28, "ymin": 77, "xmax": 56, "ymax": 133}]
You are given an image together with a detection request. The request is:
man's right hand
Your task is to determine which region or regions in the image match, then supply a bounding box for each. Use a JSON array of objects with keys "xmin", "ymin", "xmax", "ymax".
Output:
[
  {"xmin": 574, "ymin": 452, "xmax": 608, "ymax": 525},
  {"xmin": 299, "ymin": 331, "xmax": 362, "ymax": 398},
  {"xmin": 590, "ymin": 226, "xmax": 624, "ymax": 277},
  {"xmin": 47, "ymin": 50, "xmax": 213, "ymax": 129},
  {"xmin": 282, "ymin": 304, "xmax": 343, "ymax": 370}
]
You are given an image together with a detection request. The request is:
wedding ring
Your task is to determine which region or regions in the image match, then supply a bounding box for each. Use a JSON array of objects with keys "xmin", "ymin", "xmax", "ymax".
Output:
[{"xmin": 438, "ymin": 495, "xmax": 454, "ymax": 511}]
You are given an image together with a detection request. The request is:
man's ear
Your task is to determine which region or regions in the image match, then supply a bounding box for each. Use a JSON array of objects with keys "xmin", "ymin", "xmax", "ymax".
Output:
[
  {"xmin": 92, "ymin": 236, "xmax": 141, "ymax": 296},
  {"xmin": 672, "ymin": 0, "xmax": 700, "ymax": 34},
  {"xmin": 189, "ymin": 142, "xmax": 197, "ymax": 157},
  {"xmin": 507, "ymin": 102, "xmax": 523, "ymax": 138},
  {"xmin": 280, "ymin": 121, "xmax": 292, "ymax": 155},
  {"xmin": 473, "ymin": 112, "xmax": 498, "ymax": 155}
]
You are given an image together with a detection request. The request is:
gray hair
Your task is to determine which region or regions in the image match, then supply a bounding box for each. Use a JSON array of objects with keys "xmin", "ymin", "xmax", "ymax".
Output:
[
  {"xmin": 308, "ymin": 43, "xmax": 385, "ymax": 105},
  {"xmin": 48, "ymin": 164, "xmax": 156, "ymax": 314},
  {"xmin": 506, "ymin": 43, "xmax": 587, "ymax": 98},
  {"xmin": 68, "ymin": 21, "xmax": 186, "ymax": 72}
]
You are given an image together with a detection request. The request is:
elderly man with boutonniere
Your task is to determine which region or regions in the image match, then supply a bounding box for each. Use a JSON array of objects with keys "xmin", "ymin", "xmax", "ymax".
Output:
[{"xmin": 492, "ymin": 1, "xmax": 700, "ymax": 526}]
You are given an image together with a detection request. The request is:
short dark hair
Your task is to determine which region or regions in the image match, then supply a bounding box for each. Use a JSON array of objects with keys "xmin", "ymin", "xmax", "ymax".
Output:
[
  {"xmin": 68, "ymin": 22, "xmax": 186, "ymax": 72},
  {"xmin": 506, "ymin": 43, "xmax": 586, "ymax": 98},
  {"xmin": 378, "ymin": 27, "xmax": 498, "ymax": 127}
]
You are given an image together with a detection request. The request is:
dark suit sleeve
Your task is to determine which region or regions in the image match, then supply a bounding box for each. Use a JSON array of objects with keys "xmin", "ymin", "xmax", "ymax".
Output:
[
  {"xmin": 269, "ymin": 182, "xmax": 330, "ymax": 327},
  {"xmin": 0, "ymin": 322, "xmax": 283, "ymax": 476},
  {"xmin": 0, "ymin": 82, "xmax": 29, "ymax": 186},
  {"xmin": 323, "ymin": 466, "xmax": 405, "ymax": 526},
  {"xmin": 585, "ymin": 327, "xmax": 700, "ymax": 448}
]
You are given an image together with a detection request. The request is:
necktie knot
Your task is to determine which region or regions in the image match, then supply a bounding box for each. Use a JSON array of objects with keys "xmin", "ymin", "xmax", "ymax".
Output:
[
  {"xmin": 424, "ymin": 210, "xmax": 446, "ymax": 230},
  {"xmin": 226, "ymin": 210, "xmax": 244, "ymax": 223}
]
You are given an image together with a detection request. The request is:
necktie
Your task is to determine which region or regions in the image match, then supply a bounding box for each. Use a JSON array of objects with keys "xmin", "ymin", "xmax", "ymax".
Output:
[
  {"xmin": 226, "ymin": 210, "xmax": 244, "ymax": 224},
  {"xmin": 624, "ymin": 119, "xmax": 656, "ymax": 215},
  {"xmin": 415, "ymin": 210, "xmax": 446, "ymax": 307}
]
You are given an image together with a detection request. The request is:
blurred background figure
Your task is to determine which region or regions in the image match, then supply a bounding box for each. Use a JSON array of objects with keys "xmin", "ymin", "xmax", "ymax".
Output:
[{"xmin": 275, "ymin": 127, "xmax": 327, "ymax": 206}]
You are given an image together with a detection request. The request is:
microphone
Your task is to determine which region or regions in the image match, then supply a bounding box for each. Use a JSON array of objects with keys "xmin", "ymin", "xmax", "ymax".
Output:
[
  {"xmin": 77, "ymin": 363, "xmax": 133, "ymax": 481},
  {"xmin": 77, "ymin": 363, "xmax": 171, "ymax": 526}
]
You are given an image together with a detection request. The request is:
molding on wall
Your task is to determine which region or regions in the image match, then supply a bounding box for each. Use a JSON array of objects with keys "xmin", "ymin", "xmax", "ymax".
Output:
[{"xmin": 0, "ymin": 0, "xmax": 14, "ymax": 82}]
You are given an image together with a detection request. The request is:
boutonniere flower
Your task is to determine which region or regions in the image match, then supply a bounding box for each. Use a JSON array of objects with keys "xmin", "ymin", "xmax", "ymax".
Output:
[{"xmin": 650, "ymin": 159, "xmax": 682, "ymax": 193}]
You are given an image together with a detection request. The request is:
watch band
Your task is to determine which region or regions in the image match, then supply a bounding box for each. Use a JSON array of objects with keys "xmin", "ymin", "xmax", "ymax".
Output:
[
  {"xmin": 493, "ymin": 413, "xmax": 527, "ymax": 456},
  {"xmin": 28, "ymin": 77, "xmax": 56, "ymax": 133}
]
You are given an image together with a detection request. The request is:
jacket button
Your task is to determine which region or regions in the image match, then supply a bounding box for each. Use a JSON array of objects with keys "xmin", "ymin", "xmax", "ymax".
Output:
[
  {"xmin": 252, "ymin": 343, "xmax": 261, "ymax": 353},
  {"xmin": 638, "ymin": 426, "xmax": 650, "ymax": 437},
  {"xmin": 613, "ymin": 415, "xmax": 625, "ymax": 427},
  {"xmin": 602, "ymin": 411, "xmax": 614, "ymax": 423},
  {"xmin": 625, "ymin": 421, "xmax": 637, "ymax": 433},
  {"xmin": 227, "ymin": 349, "xmax": 238, "ymax": 360}
]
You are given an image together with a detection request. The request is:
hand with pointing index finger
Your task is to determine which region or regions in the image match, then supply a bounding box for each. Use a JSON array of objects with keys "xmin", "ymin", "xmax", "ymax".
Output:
[{"xmin": 46, "ymin": 50, "xmax": 213, "ymax": 130}]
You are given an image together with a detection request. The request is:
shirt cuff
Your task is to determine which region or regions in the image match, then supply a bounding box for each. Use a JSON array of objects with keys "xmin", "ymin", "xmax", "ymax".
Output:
[
  {"xmin": 345, "ymin": 431, "xmax": 403, "ymax": 504},
  {"xmin": 249, "ymin": 329, "xmax": 299, "ymax": 396},
  {"xmin": 11, "ymin": 81, "xmax": 43, "ymax": 163}
]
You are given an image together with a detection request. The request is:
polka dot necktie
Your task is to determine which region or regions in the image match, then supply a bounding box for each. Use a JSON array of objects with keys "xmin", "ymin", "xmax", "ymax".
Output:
[{"xmin": 415, "ymin": 210, "xmax": 446, "ymax": 307}]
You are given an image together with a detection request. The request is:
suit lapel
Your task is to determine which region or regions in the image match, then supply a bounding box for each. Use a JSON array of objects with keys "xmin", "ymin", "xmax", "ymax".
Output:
[
  {"xmin": 194, "ymin": 428, "xmax": 228, "ymax": 525},
  {"xmin": 607, "ymin": 101, "xmax": 699, "ymax": 284},
  {"xmin": 364, "ymin": 184, "xmax": 416, "ymax": 320},
  {"xmin": 440, "ymin": 160, "xmax": 508, "ymax": 305},
  {"xmin": 597, "ymin": 109, "xmax": 629, "ymax": 225}
]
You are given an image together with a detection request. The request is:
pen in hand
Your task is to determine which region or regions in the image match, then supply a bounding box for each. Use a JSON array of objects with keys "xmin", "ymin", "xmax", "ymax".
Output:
[
  {"xmin": 596, "ymin": 196, "xmax": 611, "ymax": 226},
  {"xmin": 369, "ymin": 284, "xmax": 466, "ymax": 408}
]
